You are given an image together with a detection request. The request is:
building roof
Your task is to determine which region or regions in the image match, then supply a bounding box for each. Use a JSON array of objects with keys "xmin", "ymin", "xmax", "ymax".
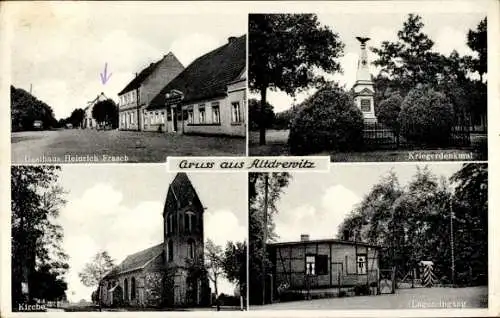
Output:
[
  {"xmin": 268, "ymin": 238, "xmax": 381, "ymax": 249},
  {"xmin": 118, "ymin": 52, "xmax": 182, "ymax": 96},
  {"xmin": 148, "ymin": 35, "xmax": 246, "ymax": 110},
  {"xmin": 163, "ymin": 173, "xmax": 203, "ymax": 215},
  {"xmin": 103, "ymin": 243, "xmax": 163, "ymax": 278},
  {"xmin": 84, "ymin": 92, "xmax": 108, "ymax": 111}
]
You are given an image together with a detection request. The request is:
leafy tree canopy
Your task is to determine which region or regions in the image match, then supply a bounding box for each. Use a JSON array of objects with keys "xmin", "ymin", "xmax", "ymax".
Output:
[
  {"xmin": 78, "ymin": 251, "xmax": 115, "ymax": 288},
  {"xmin": 249, "ymin": 13, "xmax": 344, "ymax": 145},
  {"xmin": 92, "ymin": 99, "xmax": 118, "ymax": 127}
]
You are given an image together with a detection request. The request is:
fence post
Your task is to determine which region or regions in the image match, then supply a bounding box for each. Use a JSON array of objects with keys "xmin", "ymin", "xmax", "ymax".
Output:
[
  {"xmin": 391, "ymin": 266, "xmax": 396, "ymax": 294},
  {"xmin": 377, "ymin": 268, "xmax": 380, "ymax": 295},
  {"xmin": 338, "ymin": 272, "xmax": 341, "ymax": 296}
]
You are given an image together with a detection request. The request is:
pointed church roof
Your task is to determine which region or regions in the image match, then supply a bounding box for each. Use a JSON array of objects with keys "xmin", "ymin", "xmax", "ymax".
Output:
[{"xmin": 163, "ymin": 173, "xmax": 203, "ymax": 215}]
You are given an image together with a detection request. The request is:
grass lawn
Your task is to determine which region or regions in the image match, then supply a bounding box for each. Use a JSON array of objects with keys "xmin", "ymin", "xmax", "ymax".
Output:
[{"xmin": 249, "ymin": 129, "xmax": 487, "ymax": 161}]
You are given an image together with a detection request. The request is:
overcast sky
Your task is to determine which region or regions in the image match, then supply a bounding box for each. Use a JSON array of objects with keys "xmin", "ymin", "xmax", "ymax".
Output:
[
  {"xmin": 273, "ymin": 163, "xmax": 464, "ymax": 243},
  {"xmin": 57, "ymin": 166, "xmax": 247, "ymax": 303},
  {"xmin": 8, "ymin": 2, "xmax": 247, "ymax": 119},
  {"xmin": 249, "ymin": 2, "xmax": 488, "ymax": 112}
]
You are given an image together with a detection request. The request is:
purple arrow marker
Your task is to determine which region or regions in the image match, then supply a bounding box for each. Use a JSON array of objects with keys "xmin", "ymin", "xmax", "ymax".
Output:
[{"xmin": 100, "ymin": 62, "xmax": 112, "ymax": 85}]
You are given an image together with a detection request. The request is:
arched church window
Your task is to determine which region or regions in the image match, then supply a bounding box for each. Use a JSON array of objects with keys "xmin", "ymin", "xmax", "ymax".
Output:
[
  {"xmin": 185, "ymin": 211, "xmax": 195, "ymax": 232},
  {"xmin": 124, "ymin": 278, "xmax": 129, "ymax": 301},
  {"xmin": 167, "ymin": 213, "xmax": 174, "ymax": 234},
  {"xmin": 167, "ymin": 240, "xmax": 174, "ymax": 262},
  {"xmin": 131, "ymin": 277, "xmax": 136, "ymax": 300},
  {"xmin": 187, "ymin": 239, "xmax": 195, "ymax": 259}
]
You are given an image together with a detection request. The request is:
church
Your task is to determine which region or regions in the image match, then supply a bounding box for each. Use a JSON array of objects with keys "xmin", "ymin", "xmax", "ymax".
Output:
[{"xmin": 98, "ymin": 173, "xmax": 211, "ymax": 308}]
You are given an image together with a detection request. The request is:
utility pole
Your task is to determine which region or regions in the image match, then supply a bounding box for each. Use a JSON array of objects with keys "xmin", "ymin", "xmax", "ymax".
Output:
[
  {"xmin": 450, "ymin": 195, "xmax": 455, "ymax": 287},
  {"xmin": 262, "ymin": 173, "xmax": 269, "ymax": 305}
]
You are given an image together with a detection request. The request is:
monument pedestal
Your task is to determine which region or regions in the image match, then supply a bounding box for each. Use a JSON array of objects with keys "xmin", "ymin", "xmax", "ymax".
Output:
[{"xmin": 353, "ymin": 37, "xmax": 377, "ymax": 123}]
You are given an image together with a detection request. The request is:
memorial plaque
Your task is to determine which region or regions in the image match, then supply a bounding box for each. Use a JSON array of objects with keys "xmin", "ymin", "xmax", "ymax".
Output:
[{"xmin": 360, "ymin": 99, "xmax": 371, "ymax": 112}]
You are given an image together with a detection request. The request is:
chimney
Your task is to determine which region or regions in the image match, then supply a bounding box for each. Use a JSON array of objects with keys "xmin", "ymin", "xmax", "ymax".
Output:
[
  {"xmin": 228, "ymin": 36, "xmax": 237, "ymax": 43},
  {"xmin": 300, "ymin": 234, "xmax": 310, "ymax": 242}
]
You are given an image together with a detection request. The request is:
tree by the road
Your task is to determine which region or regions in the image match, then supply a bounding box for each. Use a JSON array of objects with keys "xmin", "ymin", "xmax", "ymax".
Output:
[
  {"xmin": 78, "ymin": 251, "xmax": 115, "ymax": 303},
  {"xmin": 450, "ymin": 163, "xmax": 488, "ymax": 285},
  {"xmin": 11, "ymin": 166, "xmax": 69, "ymax": 308},
  {"xmin": 92, "ymin": 99, "xmax": 118, "ymax": 128},
  {"xmin": 205, "ymin": 239, "xmax": 225, "ymax": 298},
  {"xmin": 371, "ymin": 14, "xmax": 442, "ymax": 94},
  {"xmin": 67, "ymin": 108, "xmax": 85, "ymax": 128},
  {"xmin": 222, "ymin": 241, "xmax": 247, "ymax": 299},
  {"xmin": 30, "ymin": 264, "xmax": 68, "ymax": 304},
  {"xmin": 249, "ymin": 172, "xmax": 291, "ymax": 305},
  {"xmin": 11, "ymin": 86, "xmax": 58, "ymax": 131},
  {"xmin": 467, "ymin": 17, "xmax": 487, "ymax": 82},
  {"xmin": 337, "ymin": 164, "xmax": 488, "ymax": 285},
  {"xmin": 249, "ymin": 14, "xmax": 344, "ymax": 145}
]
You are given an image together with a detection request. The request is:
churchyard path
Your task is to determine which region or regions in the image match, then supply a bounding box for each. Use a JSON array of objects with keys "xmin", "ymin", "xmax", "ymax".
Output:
[
  {"xmin": 11, "ymin": 128, "xmax": 245, "ymax": 163},
  {"xmin": 251, "ymin": 286, "xmax": 488, "ymax": 310}
]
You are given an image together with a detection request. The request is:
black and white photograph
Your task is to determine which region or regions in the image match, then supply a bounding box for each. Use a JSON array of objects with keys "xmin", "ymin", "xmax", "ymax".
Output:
[
  {"xmin": 1, "ymin": 1, "xmax": 497, "ymax": 317},
  {"xmin": 248, "ymin": 7, "xmax": 487, "ymax": 162},
  {"xmin": 11, "ymin": 165, "xmax": 247, "ymax": 312},
  {"xmin": 248, "ymin": 163, "xmax": 488, "ymax": 309},
  {"xmin": 10, "ymin": 3, "xmax": 247, "ymax": 164}
]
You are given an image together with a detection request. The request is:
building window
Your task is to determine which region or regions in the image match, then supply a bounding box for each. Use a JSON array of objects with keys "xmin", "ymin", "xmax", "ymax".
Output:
[
  {"xmin": 231, "ymin": 102, "xmax": 242, "ymax": 123},
  {"xmin": 185, "ymin": 211, "xmax": 195, "ymax": 232},
  {"xmin": 161, "ymin": 111, "xmax": 165, "ymax": 123},
  {"xmin": 305, "ymin": 255, "xmax": 328, "ymax": 276},
  {"xmin": 130, "ymin": 277, "xmax": 136, "ymax": 300},
  {"xmin": 124, "ymin": 278, "xmax": 129, "ymax": 301},
  {"xmin": 357, "ymin": 254, "xmax": 367, "ymax": 274},
  {"xmin": 167, "ymin": 240, "xmax": 174, "ymax": 262},
  {"xmin": 167, "ymin": 213, "xmax": 174, "ymax": 234},
  {"xmin": 315, "ymin": 255, "xmax": 328, "ymax": 275},
  {"xmin": 199, "ymin": 105, "xmax": 205, "ymax": 124},
  {"xmin": 211, "ymin": 102, "xmax": 220, "ymax": 124},
  {"xmin": 188, "ymin": 108, "xmax": 194, "ymax": 124},
  {"xmin": 187, "ymin": 239, "xmax": 195, "ymax": 259},
  {"xmin": 306, "ymin": 255, "xmax": 315, "ymax": 275}
]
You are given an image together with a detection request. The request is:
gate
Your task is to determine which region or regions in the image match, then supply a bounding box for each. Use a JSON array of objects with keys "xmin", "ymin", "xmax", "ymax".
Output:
[{"xmin": 378, "ymin": 268, "xmax": 395, "ymax": 294}]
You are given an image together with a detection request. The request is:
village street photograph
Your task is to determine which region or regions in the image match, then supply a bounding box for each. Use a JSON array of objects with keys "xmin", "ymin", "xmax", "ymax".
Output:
[
  {"xmin": 248, "ymin": 4, "xmax": 487, "ymax": 162},
  {"xmin": 10, "ymin": 2, "xmax": 246, "ymax": 163},
  {"xmin": 248, "ymin": 163, "xmax": 488, "ymax": 309},
  {"xmin": 11, "ymin": 165, "xmax": 247, "ymax": 312}
]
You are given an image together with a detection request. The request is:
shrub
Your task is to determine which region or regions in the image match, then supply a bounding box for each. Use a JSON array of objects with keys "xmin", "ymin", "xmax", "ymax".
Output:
[
  {"xmin": 377, "ymin": 93, "xmax": 403, "ymax": 132},
  {"xmin": 288, "ymin": 85, "xmax": 364, "ymax": 155},
  {"xmin": 278, "ymin": 291, "xmax": 305, "ymax": 302},
  {"xmin": 249, "ymin": 98, "xmax": 275, "ymax": 131},
  {"xmin": 398, "ymin": 86, "xmax": 455, "ymax": 146},
  {"xmin": 353, "ymin": 284, "xmax": 370, "ymax": 296}
]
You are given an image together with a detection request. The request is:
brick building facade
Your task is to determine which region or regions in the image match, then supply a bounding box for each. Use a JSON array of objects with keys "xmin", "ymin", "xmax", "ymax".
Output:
[{"xmin": 99, "ymin": 173, "xmax": 210, "ymax": 308}]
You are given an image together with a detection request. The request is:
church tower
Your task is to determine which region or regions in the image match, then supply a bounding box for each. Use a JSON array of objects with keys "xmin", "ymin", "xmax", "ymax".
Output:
[
  {"xmin": 352, "ymin": 37, "xmax": 377, "ymax": 122},
  {"xmin": 163, "ymin": 173, "xmax": 210, "ymax": 306}
]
